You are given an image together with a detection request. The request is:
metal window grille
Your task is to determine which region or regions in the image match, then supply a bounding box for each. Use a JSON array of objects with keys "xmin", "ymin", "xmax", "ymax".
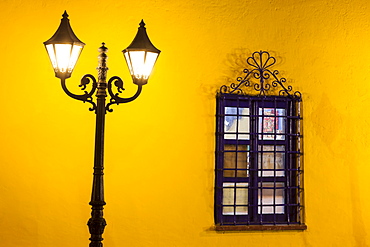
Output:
[{"xmin": 215, "ymin": 51, "xmax": 303, "ymax": 226}]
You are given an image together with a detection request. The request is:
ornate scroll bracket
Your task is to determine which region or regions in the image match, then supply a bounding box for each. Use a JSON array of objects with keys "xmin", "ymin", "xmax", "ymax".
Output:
[
  {"xmin": 61, "ymin": 74, "xmax": 97, "ymax": 111},
  {"xmin": 219, "ymin": 51, "xmax": 301, "ymax": 99},
  {"xmin": 60, "ymin": 74, "xmax": 143, "ymax": 113},
  {"xmin": 106, "ymin": 76, "xmax": 142, "ymax": 112}
]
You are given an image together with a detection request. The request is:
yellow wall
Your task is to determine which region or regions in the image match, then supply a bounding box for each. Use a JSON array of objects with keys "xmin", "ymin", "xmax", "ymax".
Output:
[{"xmin": 1, "ymin": 0, "xmax": 370, "ymax": 246}]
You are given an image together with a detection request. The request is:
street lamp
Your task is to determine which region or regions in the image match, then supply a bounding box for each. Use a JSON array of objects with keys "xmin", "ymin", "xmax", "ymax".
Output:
[{"xmin": 44, "ymin": 11, "xmax": 160, "ymax": 247}]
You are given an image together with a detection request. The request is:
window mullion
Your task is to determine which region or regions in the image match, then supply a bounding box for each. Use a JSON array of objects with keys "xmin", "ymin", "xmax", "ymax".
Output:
[
  {"xmin": 273, "ymin": 98, "xmax": 277, "ymax": 224},
  {"xmin": 249, "ymin": 99, "xmax": 259, "ymax": 223}
]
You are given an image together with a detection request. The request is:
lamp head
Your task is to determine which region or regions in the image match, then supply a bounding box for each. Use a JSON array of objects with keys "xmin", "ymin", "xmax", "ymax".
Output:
[
  {"xmin": 44, "ymin": 11, "xmax": 85, "ymax": 79},
  {"xmin": 123, "ymin": 20, "xmax": 161, "ymax": 85}
]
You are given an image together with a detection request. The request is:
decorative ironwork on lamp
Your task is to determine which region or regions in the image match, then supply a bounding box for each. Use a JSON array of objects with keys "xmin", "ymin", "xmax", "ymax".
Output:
[{"xmin": 44, "ymin": 11, "xmax": 161, "ymax": 247}]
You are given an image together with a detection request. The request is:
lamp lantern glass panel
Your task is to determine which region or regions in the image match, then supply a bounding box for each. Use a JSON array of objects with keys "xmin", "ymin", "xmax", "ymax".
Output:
[
  {"xmin": 124, "ymin": 51, "xmax": 159, "ymax": 81},
  {"xmin": 123, "ymin": 20, "xmax": 160, "ymax": 85},
  {"xmin": 45, "ymin": 43, "xmax": 84, "ymax": 75},
  {"xmin": 44, "ymin": 11, "xmax": 85, "ymax": 79}
]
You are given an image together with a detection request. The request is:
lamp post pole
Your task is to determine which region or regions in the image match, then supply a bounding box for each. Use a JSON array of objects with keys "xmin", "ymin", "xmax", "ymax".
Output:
[
  {"xmin": 44, "ymin": 12, "xmax": 160, "ymax": 247},
  {"xmin": 87, "ymin": 44, "xmax": 109, "ymax": 247}
]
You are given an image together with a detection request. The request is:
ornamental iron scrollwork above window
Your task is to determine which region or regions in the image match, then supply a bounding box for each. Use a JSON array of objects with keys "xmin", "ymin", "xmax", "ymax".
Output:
[{"xmin": 219, "ymin": 51, "xmax": 301, "ymax": 99}]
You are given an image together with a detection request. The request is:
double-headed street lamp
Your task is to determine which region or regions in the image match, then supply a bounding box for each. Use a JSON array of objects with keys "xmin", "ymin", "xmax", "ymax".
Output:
[{"xmin": 44, "ymin": 11, "xmax": 160, "ymax": 247}]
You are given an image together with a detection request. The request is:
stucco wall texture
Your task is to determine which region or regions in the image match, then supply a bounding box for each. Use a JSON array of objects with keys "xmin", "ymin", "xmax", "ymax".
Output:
[{"xmin": 1, "ymin": 0, "xmax": 370, "ymax": 246}]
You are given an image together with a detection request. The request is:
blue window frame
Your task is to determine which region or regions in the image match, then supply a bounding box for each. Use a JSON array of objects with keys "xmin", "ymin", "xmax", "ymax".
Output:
[{"xmin": 215, "ymin": 93, "xmax": 303, "ymax": 227}]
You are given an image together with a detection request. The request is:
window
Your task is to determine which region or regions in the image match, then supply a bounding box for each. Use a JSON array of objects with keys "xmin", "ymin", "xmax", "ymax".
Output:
[{"xmin": 215, "ymin": 51, "xmax": 305, "ymax": 230}]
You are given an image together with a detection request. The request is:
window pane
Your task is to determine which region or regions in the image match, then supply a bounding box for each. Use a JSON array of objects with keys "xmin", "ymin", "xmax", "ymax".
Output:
[
  {"xmin": 258, "ymin": 145, "xmax": 285, "ymax": 177},
  {"xmin": 223, "ymin": 145, "xmax": 249, "ymax": 177},
  {"xmin": 258, "ymin": 182, "xmax": 285, "ymax": 214},
  {"xmin": 222, "ymin": 183, "xmax": 248, "ymax": 215},
  {"xmin": 224, "ymin": 107, "xmax": 249, "ymax": 140},
  {"xmin": 258, "ymin": 108, "xmax": 286, "ymax": 140},
  {"xmin": 223, "ymin": 183, "xmax": 235, "ymax": 206}
]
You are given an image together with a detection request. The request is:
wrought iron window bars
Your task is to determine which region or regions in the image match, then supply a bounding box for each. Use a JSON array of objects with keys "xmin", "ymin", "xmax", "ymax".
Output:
[{"xmin": 215, "ymin": 51, "xmax": 305, "ymax": 230}]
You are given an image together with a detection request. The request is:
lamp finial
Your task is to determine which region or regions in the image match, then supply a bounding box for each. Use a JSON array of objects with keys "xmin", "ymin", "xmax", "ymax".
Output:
[
  {"xmin": 62, "ymin": 10, "xmax": 69, "ymax": 19},
  {"xmin": 140, "ymin": 19, "xmax": 145, "ymax": 28}
]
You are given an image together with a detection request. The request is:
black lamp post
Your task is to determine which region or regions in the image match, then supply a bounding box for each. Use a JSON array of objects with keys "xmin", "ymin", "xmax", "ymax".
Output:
[{"xmin": 44, "ymin": 11, "xmax": 160, "ymax": 247}]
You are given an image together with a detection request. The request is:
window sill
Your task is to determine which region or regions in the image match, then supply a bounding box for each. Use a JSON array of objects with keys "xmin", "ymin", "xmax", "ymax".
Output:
[{"xmin": 215, "ymin": 224, "xmax": 307, "ymax": 231}]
